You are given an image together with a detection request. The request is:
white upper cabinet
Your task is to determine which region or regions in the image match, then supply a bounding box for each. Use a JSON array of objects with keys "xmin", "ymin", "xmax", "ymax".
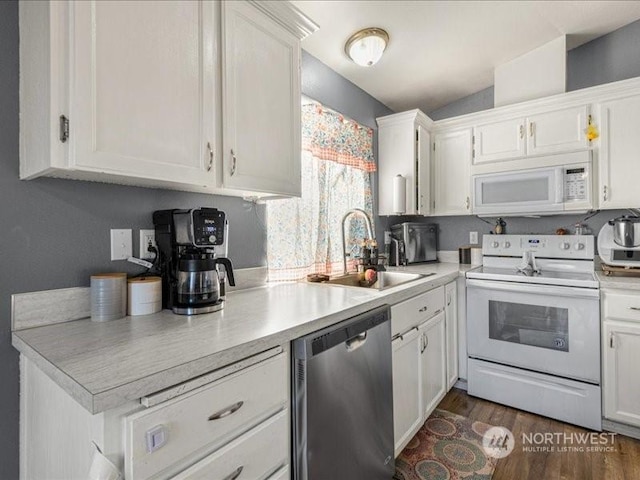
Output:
[
  {"xmin": 474, "ymin": 117, "xmax": 526, "ymax": 164},
  {"xmin": 526, "ymin": 106, "xmax": 590, "ymax": 156},
  {"xmin": 377, "ymin": 110, "xmax": 432, "ymax": 216},
  {"xmin": 433, "ymin": 129, "xmax": 472, "ymax": 216},
  {"xmin": 71, "ymin": 1, "xmax": 216, "ymax": 188},
  {"xmin": 221, "ymin": 1, "xmax": 302, "ymax": 196},
  {"xmin": 20, "ymin": 1, "xmax": 317, "ymax": 197},
  {"xmin": 473, "ymin": 105, "xmax": 589, "ymax": 167},
  {"xmin": 597, "ymin": 93, "xmax": 640, "ymax": 209}
]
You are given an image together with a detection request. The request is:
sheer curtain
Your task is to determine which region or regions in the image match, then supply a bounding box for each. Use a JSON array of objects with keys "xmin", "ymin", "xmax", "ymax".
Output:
[{"xmin": 266, "ymin": 103, "xmax": 376, "ymax": 282}]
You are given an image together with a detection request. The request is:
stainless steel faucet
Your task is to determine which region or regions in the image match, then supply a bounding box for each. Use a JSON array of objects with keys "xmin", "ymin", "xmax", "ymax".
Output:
[{"xmin": 341, "ymin": 208, "xmax": 375, "ymax": 274}]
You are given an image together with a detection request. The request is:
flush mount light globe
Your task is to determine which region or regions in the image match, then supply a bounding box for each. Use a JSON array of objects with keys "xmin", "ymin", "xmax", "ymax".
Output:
[{"xmin": 344, "ymin": 28, "xmax": 389, "ymax": 67}]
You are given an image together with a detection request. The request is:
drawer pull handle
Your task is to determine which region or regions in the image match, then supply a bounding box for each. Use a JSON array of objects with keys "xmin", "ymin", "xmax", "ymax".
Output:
[
  {"xmin": 208, "ymin": 401, "xmax": 244, "ymax": 421},
  {"xmin": 207, "ymin": 142, "xmax": 214, "ymax": 172},
  {"xmin": 223, "ymin": 466, "xmax": 243, "ymax": 480},
  {"xmin": 419, "ymin": 306, "xmax": 428, "ymax": 312},
  {"xmin": 629, "ymin": 307, "xmax": 640, "ymax": 311}
]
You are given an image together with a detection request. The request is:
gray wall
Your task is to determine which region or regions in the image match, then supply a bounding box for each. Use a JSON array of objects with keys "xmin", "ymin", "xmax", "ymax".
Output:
[
  {"xmin": 301, "ymin": 51, "xmax": 394, "ymax": 129},
  {"xmin": 1, "ymin": 2, "xmax": 266, "ymax": 478},
  {"xmin": 410, "ymin": 18, "xmax": 640, "ymax": 251},
  {"xmin": 428, "ymin": 18, "xmax": 640, "ymax": 121}
]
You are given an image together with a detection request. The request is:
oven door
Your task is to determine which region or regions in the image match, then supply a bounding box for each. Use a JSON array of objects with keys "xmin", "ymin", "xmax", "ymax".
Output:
[{"xmin": 466, "ymin": 279, "xmax": 600, "ymax": 383}]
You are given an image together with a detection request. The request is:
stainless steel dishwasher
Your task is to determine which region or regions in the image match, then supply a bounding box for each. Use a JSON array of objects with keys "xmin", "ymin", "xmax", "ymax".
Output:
[{"xmin": 292, "ymin": 305, "xmax": 394, "ymax": 480}]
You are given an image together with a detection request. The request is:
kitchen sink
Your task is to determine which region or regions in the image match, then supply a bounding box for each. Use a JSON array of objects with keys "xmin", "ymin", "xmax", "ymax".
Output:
[{"xmin": 321, "ymin": 271, "xmax": 433, "ymax": 291}]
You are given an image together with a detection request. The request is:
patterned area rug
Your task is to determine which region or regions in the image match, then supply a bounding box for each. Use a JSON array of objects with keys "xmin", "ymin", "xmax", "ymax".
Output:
[{"xmin": 394, "ymin": 409, "xmax": 497, "ymax": 480}]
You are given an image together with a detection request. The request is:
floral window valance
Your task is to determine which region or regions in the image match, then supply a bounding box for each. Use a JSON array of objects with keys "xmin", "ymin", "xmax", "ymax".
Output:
[
  {"xmin": 302, "ymin": 104, "xmax": 376, "ymax": 172},
  {"xmin": 266, "ymin": 103, "xmax": 376, "ymax": 282}
]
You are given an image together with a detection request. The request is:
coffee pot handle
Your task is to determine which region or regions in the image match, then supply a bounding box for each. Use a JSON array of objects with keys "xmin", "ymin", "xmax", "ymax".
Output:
[{"xmin": 216, "ymin": 258, "xmax": 236, "ymax": 286}]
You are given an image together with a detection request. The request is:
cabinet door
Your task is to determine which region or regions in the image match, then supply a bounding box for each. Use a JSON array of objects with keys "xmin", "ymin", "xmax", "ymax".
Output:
[
  {"xmin": 598, "ymin": 95, "xmax": 640, "ymax": 209},
  {"xmin": 419, "ymin": 311, "xmax": 447, "ymax": 419},
  {"xmin": 392, "ymin": 328, "xmax": 422, "ymax": 457},
  {"xmin": 526, "ymin": 106, "xmax": 589, "ymax": 157},
  {"xmin": 222, "ymin": 1, "xmax": 301, "ymax": 196},
  {"xmin": 433, "ymin": 129, "xmax": 472, "ymax": 216},
  {"xmin": 474, "ymin": 118, "xmax": 526, "ymax": 164},
  {"xmin": 417, "ymin": 125, "xmax": 432, "ymax": 215},
  {"xmin": 445, "ymin": 281, "xmax": 458, "ymax": 390},
  {"xmin": 603, "ymin": 322, "xmax": 640, "ymax": 427},
  {"xmin": 71, "ymin": 1, "xmax": 216, "ymax": 187}
]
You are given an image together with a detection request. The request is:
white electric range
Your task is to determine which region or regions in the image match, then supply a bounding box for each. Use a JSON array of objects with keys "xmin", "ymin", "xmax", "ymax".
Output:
[{"xmin": 466, "ymin": 234, "xmax": 602, "ymax": 431}]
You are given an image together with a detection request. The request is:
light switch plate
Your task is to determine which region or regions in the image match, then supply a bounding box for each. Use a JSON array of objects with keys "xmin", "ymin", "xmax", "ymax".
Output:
[
  {"xmin": 111, "ymin": 229, "xmax": 132, "ymax": 261},
  {"xmin": 470, "ymin": 231, "xmax": 479, "ymax": 244}
]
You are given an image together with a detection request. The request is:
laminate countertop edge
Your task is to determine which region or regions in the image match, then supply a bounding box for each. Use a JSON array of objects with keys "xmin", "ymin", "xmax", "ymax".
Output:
[{"xmin": 12, "ymin": 264, "xmax": 469, "ymax": 414}]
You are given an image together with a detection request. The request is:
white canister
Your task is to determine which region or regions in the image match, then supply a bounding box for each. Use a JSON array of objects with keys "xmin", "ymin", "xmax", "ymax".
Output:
[
  {"xmin": 127, "ymin": 277, "xmax": 162, "ymax": 316},
  {"xmin": 471, "ymin": 247, "xmax": 483, "ymax": 265},
  {"xmin": 91, "ymin": 273, "xmax": 127, "ymax": 322}
]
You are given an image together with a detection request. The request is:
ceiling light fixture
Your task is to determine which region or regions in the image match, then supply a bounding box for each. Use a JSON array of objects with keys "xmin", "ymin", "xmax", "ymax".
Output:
[{"xmin": 344, "ymin": 28, "xmax": 389, "ymax": 67}]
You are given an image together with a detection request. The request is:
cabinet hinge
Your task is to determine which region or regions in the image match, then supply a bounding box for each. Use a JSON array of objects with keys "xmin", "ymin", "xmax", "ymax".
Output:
[
  {"xmin": 472, "ymin": 135, "xmax": 475, "ymax": 145},
  {"xmin": 59, "ymin": 115, "xmax": 69, "ymax": 143},
  {"xmin": 433, "ymin": 143, "xmax": 436, "ymax": 152}
]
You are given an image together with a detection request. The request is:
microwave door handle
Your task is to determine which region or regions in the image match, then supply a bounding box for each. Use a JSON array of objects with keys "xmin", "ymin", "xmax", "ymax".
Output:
[{"xmin": 556, "ymin": 168, "xmax": 565, "ymax": 204}]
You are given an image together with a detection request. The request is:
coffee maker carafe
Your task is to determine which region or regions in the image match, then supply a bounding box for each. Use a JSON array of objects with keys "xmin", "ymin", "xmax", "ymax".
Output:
[{"xmin": 153, "ymin": 208, "xmax": 235, "ymax": 315}]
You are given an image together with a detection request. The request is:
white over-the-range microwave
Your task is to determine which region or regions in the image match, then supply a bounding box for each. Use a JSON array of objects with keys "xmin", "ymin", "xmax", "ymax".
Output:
[{"xmin": 472, "ymin": 152, "xmax": 593, "ymax": 216}]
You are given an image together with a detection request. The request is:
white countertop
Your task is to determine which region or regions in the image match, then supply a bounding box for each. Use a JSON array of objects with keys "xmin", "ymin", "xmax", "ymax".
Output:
[
  {"xmin": 596, "ymin": 270, "xmax": 640, "ymax": 291},
  {"xmin": 13, "ymin": 263, "xmax": 473, "ymax": 414}
]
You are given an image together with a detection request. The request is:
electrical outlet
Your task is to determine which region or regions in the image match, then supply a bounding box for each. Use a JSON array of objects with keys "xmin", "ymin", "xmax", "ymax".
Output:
[
  {"xmin": 139, "ymin": 229, "xmax": 157, "ymax": 260},
  {"xmin": 111, "ymin": 229, "xmax": 132, "ymax": 261},
  {"xmin": 470, "ymin": 231, "xmax": 479, "ymax": 245}
]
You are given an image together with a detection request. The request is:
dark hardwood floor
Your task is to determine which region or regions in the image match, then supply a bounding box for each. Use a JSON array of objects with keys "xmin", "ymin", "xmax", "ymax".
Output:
[{"xmin": 437, "ymin": 388, "xmax": 640, "ymax": 480}]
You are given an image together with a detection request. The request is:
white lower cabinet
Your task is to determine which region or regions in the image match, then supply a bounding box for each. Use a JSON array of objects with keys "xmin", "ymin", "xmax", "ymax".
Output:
[
  {"xmin": 20, "ymin": 350, "xmax": 289, "ymax": 480},
  {"xmin": 419, "ymin": 311, "xmax": 447, "ymax": 417},
  {"xmin": 391, "ymin": 285, "xmax": 452, "ymax": 457},
  {"xmin": 445, "ymin": 281, "xmax": 458, "ymax": 389},
  {"xmin": 392, "ymin": 327, "xmax": 423, "ymax": 457},
  {"xmin": 602, "ymin": 289, "xmax": 640, "ymax": 428}
]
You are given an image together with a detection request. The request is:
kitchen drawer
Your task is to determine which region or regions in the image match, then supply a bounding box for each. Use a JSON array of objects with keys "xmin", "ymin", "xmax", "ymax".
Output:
[
  {"xmin": 392, "ymin": 286, "xmax": 444, "ymax": 336},
  {"xmin": 125, "ymin": 353, "xmax": 287, "ymax": 480},
  {"xmin": 172, "ymin": 410, "xmax": 288, "ymax": 480},
  {"xmin": 603, "ymin": 290, "xmax": 640, "ymax": 323}
]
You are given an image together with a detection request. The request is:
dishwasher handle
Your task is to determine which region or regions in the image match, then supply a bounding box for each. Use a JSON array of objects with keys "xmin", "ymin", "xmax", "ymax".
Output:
[
  {"xmin": 293, "ymin": 305, "xmax": 390, "ymax": 359},
  {"xmin": 345, "ymin": 332, "xmax": 367, "ymax": 352}
]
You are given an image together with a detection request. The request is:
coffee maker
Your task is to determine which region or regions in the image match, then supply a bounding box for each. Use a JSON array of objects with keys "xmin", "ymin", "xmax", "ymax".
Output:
[{"xmin": 153, "ymin": 208, "xmax": 235, "ymax": 315}]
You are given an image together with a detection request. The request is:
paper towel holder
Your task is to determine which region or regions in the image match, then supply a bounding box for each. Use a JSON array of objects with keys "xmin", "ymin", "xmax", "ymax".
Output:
[{"xmin": 393, "ymin": 174, "xmax": 407, "ymax": 215}]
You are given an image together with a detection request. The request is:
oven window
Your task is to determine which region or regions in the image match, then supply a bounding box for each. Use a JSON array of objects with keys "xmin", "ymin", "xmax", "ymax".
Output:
[{"xmin": 488, "ymin": 300, "xmax": 569, "ymax": 352}]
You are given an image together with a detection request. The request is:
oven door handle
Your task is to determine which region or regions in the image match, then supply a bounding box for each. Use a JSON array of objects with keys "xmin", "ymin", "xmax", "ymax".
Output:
[{"xmin": 466, "ymin": 279, "xmax": 600, "ymax": 299}]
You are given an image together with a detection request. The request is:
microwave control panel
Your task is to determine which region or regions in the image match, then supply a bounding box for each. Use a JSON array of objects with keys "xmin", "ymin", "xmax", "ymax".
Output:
[{"xmin": 564, "ymin": 167, "xmax": 588, "ymax": 202}]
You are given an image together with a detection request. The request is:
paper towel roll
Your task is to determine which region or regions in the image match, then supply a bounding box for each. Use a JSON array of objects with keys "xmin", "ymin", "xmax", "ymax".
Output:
[
  {"xmin": 127, "ymin": 277, "xmax": 162, "ymax": 316},
  {"xmin": 393, "ymin": 174, "xmax": 406, "ymax": 214}
]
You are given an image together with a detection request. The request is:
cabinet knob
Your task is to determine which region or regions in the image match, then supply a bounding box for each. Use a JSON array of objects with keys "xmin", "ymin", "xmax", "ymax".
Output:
[{"xmin": 529, "ymin": 122, "xmax": 535, "ymax": 137}]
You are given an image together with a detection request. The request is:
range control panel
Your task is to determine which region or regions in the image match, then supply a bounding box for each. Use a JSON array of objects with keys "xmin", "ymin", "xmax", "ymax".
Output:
[{"xmin": 482, "ymin": 234, "xmax": 595, "ymax": 259}]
